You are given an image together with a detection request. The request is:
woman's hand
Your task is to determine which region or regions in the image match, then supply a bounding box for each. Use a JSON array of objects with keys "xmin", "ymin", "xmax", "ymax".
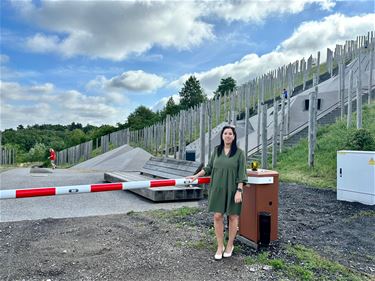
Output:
[
  {"xmin": 186, "ymin": 175, "xmax": 198, "ymax": 182},
  {"xmin": 234, "ymin": 191, "xmax": 242, "ymax": 203},
  {"xmin": 186, "ymin": 170, "xmax": 204, "ymax": 183}
]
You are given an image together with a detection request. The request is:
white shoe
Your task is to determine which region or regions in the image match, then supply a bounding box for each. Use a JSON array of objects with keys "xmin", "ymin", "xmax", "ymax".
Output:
[
  {"xmin": 214, "ymin": 246, "xmax": 225, "ymax": 260},
  {"xmin": 223, "ymin": 246, "xmax": 234, "ymax": 258}
]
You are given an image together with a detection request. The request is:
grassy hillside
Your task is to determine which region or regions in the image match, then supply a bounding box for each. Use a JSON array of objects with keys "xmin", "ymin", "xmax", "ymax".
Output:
[{"xmin": 275, "ymin": 102, "xmax": 375, "ymax": 188}]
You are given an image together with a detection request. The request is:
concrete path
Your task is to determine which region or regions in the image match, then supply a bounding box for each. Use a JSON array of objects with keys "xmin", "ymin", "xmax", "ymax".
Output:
[{"xmin": 0, "ymin": 168, "xmax": 199, "ymax": 222}]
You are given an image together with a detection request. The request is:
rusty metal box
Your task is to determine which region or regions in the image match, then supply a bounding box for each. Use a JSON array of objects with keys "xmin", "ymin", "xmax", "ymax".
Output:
[{"xmin": 238, "ymin": 169, "xmax": 279, "ymax": 248}]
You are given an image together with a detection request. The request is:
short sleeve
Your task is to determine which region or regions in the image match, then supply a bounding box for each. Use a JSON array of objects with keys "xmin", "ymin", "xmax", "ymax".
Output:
[
  {"xmin": 236, "ymin": 149, "xmax": 248, "ymax": 184},
  {"xmin": 203, "ymin": 148, "xmax": 216, "ymax": 176}
]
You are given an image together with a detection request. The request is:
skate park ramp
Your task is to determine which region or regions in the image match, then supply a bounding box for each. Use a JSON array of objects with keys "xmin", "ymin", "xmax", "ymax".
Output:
[{"xmin": 70, "ymin": 144, "xmax": 152, "ymax": 172}]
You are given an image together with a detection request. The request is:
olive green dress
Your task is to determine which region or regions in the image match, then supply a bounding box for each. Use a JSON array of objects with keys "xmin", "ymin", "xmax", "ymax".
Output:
[{"xmin": 203, "ymin": 147, "xmax": 247, "ymax": 215}]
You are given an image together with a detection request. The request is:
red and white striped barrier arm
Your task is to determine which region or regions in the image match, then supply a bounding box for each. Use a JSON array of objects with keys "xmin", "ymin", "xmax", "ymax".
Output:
[{"xmin": 0, "ymin": 177, "xmax": 211, "ymax": 200}]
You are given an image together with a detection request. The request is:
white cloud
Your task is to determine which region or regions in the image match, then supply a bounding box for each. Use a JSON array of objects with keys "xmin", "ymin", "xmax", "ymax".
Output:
[
  {"xmin": 26, "ymin": 33, "xmax": 61, "ymax": 53},
  {"xmin": 17, "ymin": 1, "xmax": 213, "ymax": 60},
  {"xmin": 108, "ymin": 70, "xmax": 166, "ymax": 92},
  {"xmin": 29, "ymin": 83, "xmax": 54, "ymax": 93},
  {"xmin": 87, "ymin": 70, "xmax": 166, "ymax": 93},
  {"xmin": 0, "ymin": 81, "xmax": 54, "ymax": 102},
  {"xmin": 206, "ymin": 0, "xmax": 335, "ymax": 23},
  {"xmin": 280, "ymin": 13, "xmax": 375, "ymax": 55},
  {"xmin": 12, "ymin": 0, "xmax": 336, "ymax": 60},
  {"xmin": 170, "ymin": 13, "xmax": 374, "ymax": 94},
  {"xmin": 0, "ymin": 80, "xmax": 122, "ymax": 129}
]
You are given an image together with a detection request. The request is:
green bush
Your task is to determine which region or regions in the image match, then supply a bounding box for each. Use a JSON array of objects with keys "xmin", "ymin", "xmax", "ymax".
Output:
[
  {"xmin": 345, "ymin": 128, "xmax": 375, "ymax": 151},
  {"xmin": 27, "ymin": 143, "xmax": 48, "ymax": 162}
]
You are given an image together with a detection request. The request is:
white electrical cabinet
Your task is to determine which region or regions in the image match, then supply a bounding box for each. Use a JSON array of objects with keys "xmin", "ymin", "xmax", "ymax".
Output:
[{"xmin": 337, "ymin": 150, "xmax": 375, "ymax": 205}]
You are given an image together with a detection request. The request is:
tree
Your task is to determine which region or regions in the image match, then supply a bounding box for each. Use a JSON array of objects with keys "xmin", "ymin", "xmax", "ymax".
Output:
[
  {"xmin": 215, "ymin": 77, "xmax": 237, "ymax": 97},
  {"xmin": 179, "ymin": 76, "xmax": 206, "ymax": 109},
  {"xmin": 67, "ymin": 122, "xmax": 83, "ymax": 131},
  {"xmin": 65, "ymin": 129, "xmax": 87, "ymax": 147},
  {"xmin": 126, "ymin": 106, "xmax": 159, "ymax": 130},
  {"xmin": 88, "ymin": 125, "xmax": 116, "ymax": 140},
  {"xmin": 164, "ymin": 97, "xmax": 180, "ymax": 116},
  {"xmin": 28, "ymin": 143, "xmax": 48, "ymax": 162}
]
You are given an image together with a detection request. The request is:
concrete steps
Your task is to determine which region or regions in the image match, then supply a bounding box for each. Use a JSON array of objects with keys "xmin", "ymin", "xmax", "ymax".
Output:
[{"xmin": 248, "ymin": 89, "xmax": 374, "ymax": 161}]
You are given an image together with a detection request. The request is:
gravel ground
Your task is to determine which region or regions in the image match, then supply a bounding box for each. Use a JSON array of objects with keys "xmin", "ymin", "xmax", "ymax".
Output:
[{"xmin": 1, "ymin": 183, "xmax": 374, "ymax": 281}]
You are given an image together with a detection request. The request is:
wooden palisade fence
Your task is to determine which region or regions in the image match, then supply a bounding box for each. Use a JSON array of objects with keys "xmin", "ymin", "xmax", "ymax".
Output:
[{"xmin": 56, "ymin": 32, "xmax": 374, "ymax": 168}]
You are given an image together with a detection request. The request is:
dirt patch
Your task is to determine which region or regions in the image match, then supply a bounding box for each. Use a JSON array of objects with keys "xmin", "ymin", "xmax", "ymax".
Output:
[{"xmin": 1, "ymin": 183, "xmax": 374, "ymax": 281}]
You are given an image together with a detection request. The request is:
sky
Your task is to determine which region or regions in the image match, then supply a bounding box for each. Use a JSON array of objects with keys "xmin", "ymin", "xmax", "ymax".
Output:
[{"xmin": 0, "ymin": 0, "xmax": 374, "ymax": 130}]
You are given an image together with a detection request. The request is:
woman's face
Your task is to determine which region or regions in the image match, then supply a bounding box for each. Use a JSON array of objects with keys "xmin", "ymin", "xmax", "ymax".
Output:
[{"xmin": 222, "ymin": 128, "xmax": 235, "ymax": 145}]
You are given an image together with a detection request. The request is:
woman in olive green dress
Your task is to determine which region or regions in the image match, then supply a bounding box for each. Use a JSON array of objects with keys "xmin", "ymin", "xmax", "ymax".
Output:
[{"xmin": 188, "ymin": 125, "xmax": 247, "ymax": 260}]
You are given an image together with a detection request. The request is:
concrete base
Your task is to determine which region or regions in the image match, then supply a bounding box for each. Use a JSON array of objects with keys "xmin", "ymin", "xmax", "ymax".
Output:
[
  {"xmin": 237, "ymin": 235, "xmax": 258, "ymax": 250},
  {"xmin": 104, "ymin": 171, "xmax": 203, "ymax": 202}
]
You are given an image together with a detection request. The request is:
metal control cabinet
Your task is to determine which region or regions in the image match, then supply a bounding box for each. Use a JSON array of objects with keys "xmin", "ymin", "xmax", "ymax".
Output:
[
  {"xmin": 238, "ymin": 169, "xmax": 279, "ymax": 248},
  {"xmin": 337, "ymin": 150, "xmax": 375, "ymax": 205}
]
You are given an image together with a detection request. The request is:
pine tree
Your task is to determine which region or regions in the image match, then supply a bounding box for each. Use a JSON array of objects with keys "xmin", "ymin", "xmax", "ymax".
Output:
[
  {"xmin": 214, "ymin": 77, "xmax": 237, "ymax": 97},
  {"xmin": 179, "ymin": 76, "xmax": 206, "ymax": 109},
  {"xmin": 164, "ymin": 97, "xmax": 179, "ymax": 116}
]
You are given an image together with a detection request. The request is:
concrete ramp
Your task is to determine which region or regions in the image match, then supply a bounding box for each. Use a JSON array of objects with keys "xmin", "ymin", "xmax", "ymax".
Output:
[{"xmin": 70, "ymin": 145, "xmax": 152, "ymax": 172}]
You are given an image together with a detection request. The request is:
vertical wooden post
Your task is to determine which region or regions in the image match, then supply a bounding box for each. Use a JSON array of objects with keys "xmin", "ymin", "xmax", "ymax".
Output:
[
  {"xmin": 339, "ymin": 57, "xmax": 345, "ymax": 119},
  {"xmin": 272, "ymin": 93, "xmax": 278, "ymax": 168},
  {"xmin": 316, "ymin": 51, "xmax": 320, "ymax": 84},
  {"xmin": 196, "ymin": 106, "xmax": 200, "ymax": 138},
  {"xmin": 207, "ymin": 101, "xmax": 212, "ymax": 160},
  {"xmin": 223, "ymin": 92, "xmax": 227, "ymax": 121},
  {"xmin": 368, "ymin": 42, "xmax": 374, "ymax": 104},
  {"xmin": 173, "ymin": 117, "xmax": 177, "ymax": 159},
  {"xmin": 244, "ymin": 84, "xmax": 250, "ymax": 160},
  {"xmin": 230, "ymin": 91, "xmax": 235, "ymax": 125},
  {"xmin": 357, "ymin": 50, "xmax": 363, "ymax": 129},
  {"xmin": 217, "ymin": 95, "xmax": 221, "ymax": 126},
  {"xmin": 347, "ymin": 70, "xmax": 353, "ymax": 128},
  {"xmin": 279, "ymin": 86, "xmax": 285, "ymax": 153},
  {"xmin": 301, "ymin": 58, "xmax": 307, "ymax": 90},
  {"xmin": 327, "ymin": 48, "xmax": 333, "ymax": 77},
  {"xmin": 286, "ymin": 65, "xmax": 292, "ymax": 136},
  {"xmin": 178, "ymin": 111, "xmax": 184, "ymax": 160},
  {"xmin": 308, "ymin": 74, "xmax": 318, "ymax": 168},
  {"xmin": 257, "ymin": 79, "xmax": 261, "ymax": 147},
  {"xmin": 165, "ymin": 115, "xmax": 170, "ymax": 158},
  {"xmin": 200, "ymin": 103, "xmax": 206, "ymax": 164},
  {"xmin": 261, "ymin": 103, "xmax": 267, "ymax": 169}
]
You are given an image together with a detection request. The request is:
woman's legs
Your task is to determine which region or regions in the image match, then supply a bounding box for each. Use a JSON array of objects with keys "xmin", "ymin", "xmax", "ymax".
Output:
[
  {"xmin": 213, "ymin": 212, "xmax": 224, "ymax": 255},
  {"xmin": 225, "ymin": 214, "xmax": 239, "ymax": 252}
]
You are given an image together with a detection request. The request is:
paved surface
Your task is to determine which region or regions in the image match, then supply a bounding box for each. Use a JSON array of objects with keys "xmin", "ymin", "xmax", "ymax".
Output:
[{"xmin": 0, "ymin": 168, "xmax": 199, "ymax": 222}]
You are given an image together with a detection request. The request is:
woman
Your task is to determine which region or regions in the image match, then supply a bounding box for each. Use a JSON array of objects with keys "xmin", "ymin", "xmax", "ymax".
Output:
[{"xmin": 188, "ymin": 125, "xmax": 247, "ymax": 260}]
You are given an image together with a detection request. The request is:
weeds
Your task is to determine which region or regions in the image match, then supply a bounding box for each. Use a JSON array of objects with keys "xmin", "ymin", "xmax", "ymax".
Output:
[{"xmin": 243, "ymin": 245, "xmax": 369, "ymax": 281}]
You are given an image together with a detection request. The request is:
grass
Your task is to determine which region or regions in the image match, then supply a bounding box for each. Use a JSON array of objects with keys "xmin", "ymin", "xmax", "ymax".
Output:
[
  {"xmin": 244, "ymin": 245, "xmax": 370, "ymax": 281},
  {"xmin": 145, "ymin": 206, "xmax": 200, "ymax": 220},
  {"xmin": 274, "ymin": 102, "xmax": 375, "ymax": 188},
  {"xmin": 348, "ymin": 210, "xmax": 375, "ymax": 220}
]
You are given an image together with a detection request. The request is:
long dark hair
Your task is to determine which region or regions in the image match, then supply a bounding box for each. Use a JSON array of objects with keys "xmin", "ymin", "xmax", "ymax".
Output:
[{"xmin": 217, "ymin": 125, "xmax": 238, "ymax": 157}]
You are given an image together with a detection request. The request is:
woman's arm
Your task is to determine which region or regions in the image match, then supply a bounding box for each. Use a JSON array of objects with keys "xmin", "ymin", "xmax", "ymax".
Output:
[{"xmin": 187, "ymin": 169, "xmax": 206, "ymax": 181}]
